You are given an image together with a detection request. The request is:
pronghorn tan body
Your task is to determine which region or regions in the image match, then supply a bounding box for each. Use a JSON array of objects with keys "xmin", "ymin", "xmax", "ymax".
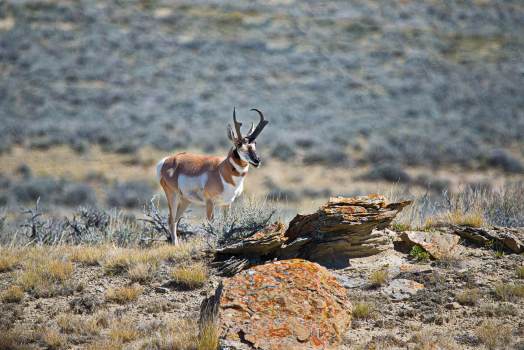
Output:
[{"xmin": 156, "ymin": 108, "xmax": 268, "ymax": 244}]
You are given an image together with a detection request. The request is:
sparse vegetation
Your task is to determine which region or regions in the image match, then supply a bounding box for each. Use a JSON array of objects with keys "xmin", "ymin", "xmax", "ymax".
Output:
[
  {"xmin": 475, "ymin": 320, "xmax": 512, "ymax": 350},
  {"xmin": 106, "ymin": 285, "xmax": 143, "ymax": 304},
  {"xmin": 455, "ymin": 288, "xmax": 480, "ymax": 306},
  {"xmin": 478, "ymin": 302, "xmax": 517, "ymax": 317},
  {"xmin": 128, "ymin": 261, "xmax": 157, "ymax": 283},
  {"xmin": 171, "ymin": 262, "xmax": 209, "ymax": 290},
  {"xmin": 69, "ymin": 245, "xmax": 106, "ymax": 265},
  {"xmin": 410, "ymin": 245, "xmax": 431, "ymax": 262},
  {"xmin": 109, "ymin": 318, "xmax": 141, "ymax": 343},
  {"xmin": 41, "ymin": 328, "xmax": 67, "ymax": 350},
  {"xmin": 493, "ymin": 283, "xmax": 524, "ymax": 301},
  {"xmin": 1, "ymin": 285, "xmax": 24, "ymax": 303},
  {"xmin": 56, "ymin": 312, "xmax": 105, "ymax": 335},
  {"xmin": 410, "ymin": 328, "xmax": 459, "ymax": 350},
  {"xmin": 352, "ymin": 301, "xmax": 374, "ymax": 320},
  {"xmin": 368, "ymin": 269, "xmax": 388, "ymax": 287},
  {"xmin": 517, "ymin": 266, "xmax": 524, "ymax": 279}
]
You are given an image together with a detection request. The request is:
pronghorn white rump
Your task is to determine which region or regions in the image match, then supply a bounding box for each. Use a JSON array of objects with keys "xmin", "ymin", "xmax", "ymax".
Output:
[{"xmin": 157, "ymin": 108, "xmax": 269, "ymax": 244}]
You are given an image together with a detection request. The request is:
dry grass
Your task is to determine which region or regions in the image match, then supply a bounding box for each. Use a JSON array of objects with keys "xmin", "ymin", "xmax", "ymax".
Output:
[
  {"xmin": 109, "ymin": 318, "xmax": 141, "ymax": 343},
  {"xmin": 198, "ymin": 319, "xmax": 220, "ymax": 350},
  {"xmin": 171, "ymin": 262, "xmax": 209, "ymax": 290},
  {"xmin": 517, "ymin": 266, "xmax": 524, "ymax": 279},
  {"xmin": 411, "ymin": 328, "xmax": 459, "ymax": 350},
  {"xmin": 455, "ymin": 288, "xmax": 480, "ymax": 306},
  {"xmin": 0, "ymin": 327, "xmax": 36, "ymax": 350},
  {"xmin": 493, "ymin": 282, "xmax": 524, "ymax": 301},
  {"xmin": 56, "ymin": 312, "xmax": 105, "ymax": 335},
  {"xmin": 85, "ymin": 340, "xmax": 123, "ymax": 350},
  {"xmin": 475, "ymin": 320, "xmax": 512, "ymax": 349},
  {"xmin": 106, "ymin": 284, "xmax": 143, "ymax": 304},
  {"xmin": 17, "ymin": 258, "xmax": 74, "ymax": 296},
  {"xmin": 0, "ymin": 249, "xmax": 20, "ymax": 272},
  {"xmin": 425, "ymin": 209, "xmax": 485, "ymax": 228},
  {"xmin": 127, "ymin": 261, "xmax": 157, "ymax": 283},
  {"xmin": 135, "ymin": 319, "xmax": 199, "ymax": 350},
  {"xmin": 41, "ymin": 328, "xmax": 67, "ymax": 350},
  {"xmin": 368, "ymin": 269, "xmax": 388, "ymax": 287},
  {"xmin": 478, "ymin": 302, "xmax": 517, "ymax": 317},
  {"xmin": 352, "ymin": 301, "xmax": 374, "ymax": 320},
  {"xmin": 1, "ymin": 285, "xmax": 24, "ymax": 303},
  {"xmin": 69, "ymin": 245, "xmax": 106, "ymax": 265}
]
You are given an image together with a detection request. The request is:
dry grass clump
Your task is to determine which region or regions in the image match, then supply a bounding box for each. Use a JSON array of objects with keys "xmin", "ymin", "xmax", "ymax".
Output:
[
  {"xmin": 425, "ymin": 209, "xmax": 485, "ymax": 229},
  {"xmin": 106, "ymin": 284, "xmax": 143, "ymax": 304},
  {"xmin": 69, "ymin": 245, "xmax": 106, "ymax": 265},
  {"xmin": 109, "ymin": 318, "xmax": 141, "ymax": 343},
  {"xmin": 368, "ymin": 269, "xmax": 388, "ymax": 287},
  {"xmin": 493, "ymin": 282, "xmax": 524, "ymax": 301},
  {"xmin": 352, "ymin": 301, "xmax": 374, "ymax": 320},
  {"xmin": 41, "ymin": 328, "xmax": 67, "ymax": 350},
  {"xmin": 0, "ymin": 327, "xmax": 36, "ymax": 350},
  {"xmin": 56, "ymin": 312, "xmax": 105, "ymax": 335},
  {"xmin": 478, "ymin": 302, "xmax": 517, "ymax": 317},
  {"xmin": 135, "ymin": 319, "xmax": 200, "ymax": 350},
  {"xmin": 0, "ymin": 249, "xmax": 20, "ymax": 272},
  {"xmin": 85, "ymin": 340, "xmax": 123, "ymax": 350},
  {"xmin": 198, "ymin": 319, "xmax": 220, "ymax": 350},
  {"xmin": 410, "ymin": 328, "xmax": 459, "ymax": 350},
  {"xmin": 1, "ymin": 285, "xmax": 24, "ymax": 303},
  {"xmin": 17, "ymin": 258, "xmax": 74, "ymax": 296},
  {"xmin": 171, "ymin": 262, "xmax": 209, "ymax": 290},
  {"xmin": 127, "ymin": 261, "xmax": 157, "ymax": 283},
  {"xmin": 475, "ymin": 320, "xmax": 512, "ymax": 349},
  {"xmin": 455, "ymin": 288, "xmax": 480, "ymax": 306}
]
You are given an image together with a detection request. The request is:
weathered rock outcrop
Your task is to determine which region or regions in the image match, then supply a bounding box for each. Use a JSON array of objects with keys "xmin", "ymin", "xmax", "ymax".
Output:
[
  {"xmin": 201, "ymin": 259, "xmax": 352, "ymax": 350},
  {"xmin": 449, "ymin": 225, "xmax": 524, "ymax": 253},
  {"xmin": 282, "ymin": 195, "xmax": 412, "ymax": 267},
  {"xmin": 211, "ymin": 195, "xmax": 412, "ymax": 273},
  {"xmin": 399, "ymin": 231, "xmax": 462, "ymax": 260}
]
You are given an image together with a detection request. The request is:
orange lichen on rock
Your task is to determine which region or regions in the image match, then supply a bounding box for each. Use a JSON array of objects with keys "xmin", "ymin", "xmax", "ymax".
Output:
[{"xmin": 214, "ymin": 259, "xmax": 352, "ymax": 350}]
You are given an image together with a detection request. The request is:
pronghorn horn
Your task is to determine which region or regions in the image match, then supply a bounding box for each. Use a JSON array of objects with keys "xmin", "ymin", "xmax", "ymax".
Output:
[
  {"xmin": 247, "ymin": 108, "xmax": 269, "ymax": 142},
  {"xmin": 233, "ymin": 107, "xmax": 243, "ymax": 141}
]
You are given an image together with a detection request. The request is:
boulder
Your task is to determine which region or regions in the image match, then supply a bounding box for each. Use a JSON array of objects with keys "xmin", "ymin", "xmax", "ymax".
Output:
[
  {"xmin": 399, "ymin": 231, "xmax": 462, "ymax": 260},
  {"xmin": 202, "ymin": 259, "xmax": 352, "ymax": 350},
  {"xmin": 449, "ymin": 225, "xmax": 524, "ymax": 253},
  {"xmin": 283, "ymin": 195, "xmax": 411, "ymax": 267}
]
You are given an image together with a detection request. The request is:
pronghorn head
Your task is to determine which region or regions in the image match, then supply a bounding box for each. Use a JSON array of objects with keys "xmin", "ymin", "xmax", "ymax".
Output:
[{"xmin": 227, "ymin": 108, "xmax": 269, "ymax": 168}]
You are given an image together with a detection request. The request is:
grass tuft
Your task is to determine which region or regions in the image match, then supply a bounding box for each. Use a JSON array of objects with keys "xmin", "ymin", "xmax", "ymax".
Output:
[
  {"xmin": 475, "ymin": 320, "xmax": 512, "ymax": 349},
  {"xmin": 171, "ymin": 262, "xmax": 208, "ymax": 290},
  {"xmin": 69, "ymin": 246, "xmax": 106, "ymax": 265},
  {"xmin": 1, "ymin": 285, "xmax": 24, "ymax": 303},
  {"xmin": 517, "ymin": 266, "xmax": 524, "ymax": 279},
  {"xmin": 493, "ymin": 282, "xmax": 524, "ymax": 301},
  {"xmin": 109, "ymin": 318, "xmax": 140, "ymax": 343},
  {"xmin": 0, "ymin": 250, "xmax": 20, "ymax": 272},
  {"xmin": 352, "ymin": 301, "xmax": 374, "ymax": 320},
  {"xmin": 128, "ymin": 261, "xmax": 157, "ymax": 283},
  {"xmin": 41, "ymin": 328, "xmax": 67, "ymax": 350},
  {"xmin": 198, "ymin": 319, "xmax": 220, "ymax": 350},
  {"xmin": 106, "ymin": 284, "xmax": 143, "ymax": 304},
  {"xmin": 455, "ymin": 288, "xmax": 480, "ymax": 306}
]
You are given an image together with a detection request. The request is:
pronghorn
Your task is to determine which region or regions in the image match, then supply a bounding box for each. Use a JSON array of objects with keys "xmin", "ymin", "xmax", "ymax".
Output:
[{"xmin": 156, "ymin": 108, "xmax": 269, "ymax": 244}]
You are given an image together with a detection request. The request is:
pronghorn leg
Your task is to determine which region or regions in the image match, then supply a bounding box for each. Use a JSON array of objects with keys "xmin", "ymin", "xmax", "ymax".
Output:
[
  {"xmin": 160, "ymin": 179, "xmax": 178, "ymax": 244},
  {"xmin": 175, "ymin": 197, "xmax": 191, "ymax": 227},
  {"xmin": 205, "ymin": 200, "xmax": 215, "ymax": 221}
]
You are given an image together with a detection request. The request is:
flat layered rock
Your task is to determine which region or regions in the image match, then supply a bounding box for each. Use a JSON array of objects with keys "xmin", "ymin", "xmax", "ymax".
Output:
[
  {"xmin": 399, "ymin": 231, "xmax": 462, "ymax": 260},
  {"xmin": 202, "ymin": 259, "xmax": 352, "ymax": 350},
  {"xmin": 450, "ymin": 226, "xmax": 524, "ymax": 253},
  {"xmin": 283, "ymin": 195, "xmax": 411, "ymax": 267}
]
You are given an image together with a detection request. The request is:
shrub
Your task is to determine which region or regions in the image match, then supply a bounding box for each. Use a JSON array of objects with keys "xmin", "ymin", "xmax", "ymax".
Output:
[
  {"xmin": 410, "ymin": 245, "xmax": 431, "ymax": 262},
  {"xmin": 60, "ymin": 183, "xmax": 96, "ymax": 206},
  {"xmin": 171, "ymin": 262, "xmax": 208, "ymax": 290},
  {"xmin": 485, "ymin": 149, "xmax": 524, "ymax": 173},
  {"xmin": 364, "ymin": 163, "xmax": 411, "ymax": 183},
  {"xmin": 106, "ymin": 285, "xmax": 143, "ymax": 304},
  {"xmin": 478, "ymin": 302, "xmax": 517, "ymax": 317},
  {"xmin": 106, "ymin": 181, "xmax": 154, "ymax": 208},
  {"xmin": 202, "ymin": 196, "xmax": 278, "ymax": 246}
]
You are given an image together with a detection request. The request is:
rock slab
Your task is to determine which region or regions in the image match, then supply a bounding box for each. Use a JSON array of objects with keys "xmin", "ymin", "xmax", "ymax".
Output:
[
  {"xmin": 450, "ymin": 226, "xmax": 524, "ymax": 253},
  {"xmin": 203, "ymin": 259, "xmax": 352, "ymax": 350},
  {"xmin": 399, "ymin": 231, "xmax": 462, "ymax": 260},
  {"xmin": 283, "ymin": 195, "xmax": 412, "ymax": 267}
]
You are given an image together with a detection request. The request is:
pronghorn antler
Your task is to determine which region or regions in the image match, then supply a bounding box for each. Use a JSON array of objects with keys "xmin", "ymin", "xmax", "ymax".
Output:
[
  {"xmin": 233, "ymin": 107, "xmax": 243, "ymax": 141},
  {"xmin": 247, "ymin": 108, "xmax": 269, "ymax": 142}
]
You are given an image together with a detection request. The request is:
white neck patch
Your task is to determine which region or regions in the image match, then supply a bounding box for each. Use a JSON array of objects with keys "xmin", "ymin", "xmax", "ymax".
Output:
[{"xmin": 229, "ymin": 157, "xmax": 249, "ymax": 174}]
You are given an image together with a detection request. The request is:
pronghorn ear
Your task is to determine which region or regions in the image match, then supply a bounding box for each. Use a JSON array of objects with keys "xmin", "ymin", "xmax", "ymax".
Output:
[{"xmin": 227, "ymin": 124, "xmax": 236, "ymax": 142}]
